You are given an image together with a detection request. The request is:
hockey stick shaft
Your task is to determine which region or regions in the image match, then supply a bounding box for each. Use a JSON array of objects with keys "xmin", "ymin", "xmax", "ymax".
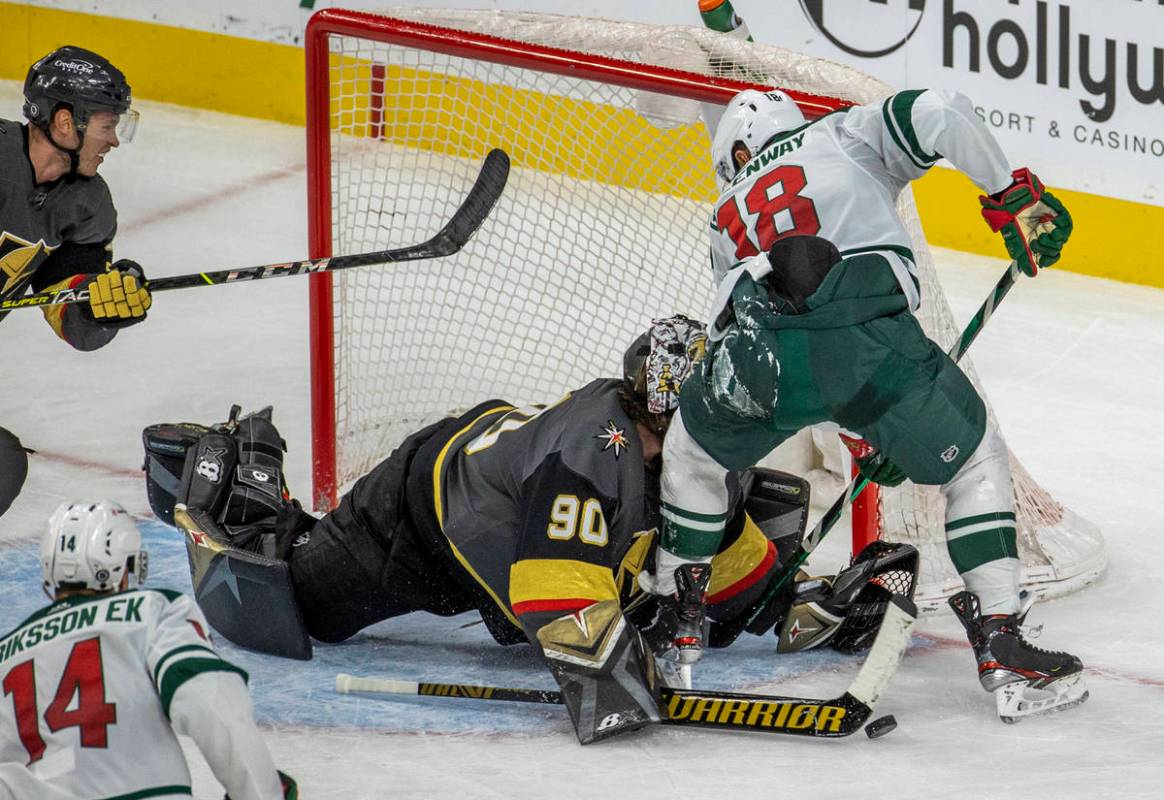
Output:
[
  {"xmin": 336, "ymin": 595, "xmax": 917, "ymax": 738},
  {"xmin": 1, "ymin": 148, "xmax": 511, "ymax": 311},
  {"xmin": 746, "ymin": 259, "xmax": 1023, "ymax": 625}
]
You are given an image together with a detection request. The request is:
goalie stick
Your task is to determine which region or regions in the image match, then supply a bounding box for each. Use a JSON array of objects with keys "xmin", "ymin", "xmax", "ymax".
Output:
[
  {"xmin": 744, "ymin": 259, "xmax": 1024, "ymax": 630},
  {"xmin": 336, "ymin": 593, "xmax": 917, "ymax": 739},
  {"xmin": 1, "ymin": 148, "xmax": 511, "ymax": 311}
]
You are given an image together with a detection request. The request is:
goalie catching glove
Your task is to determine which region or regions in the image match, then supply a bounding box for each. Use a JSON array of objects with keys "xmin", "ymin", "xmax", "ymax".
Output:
[
  {"xmin": 83, "ymin": 259, "xmax": 152, "ymax": 325},
  {"xmin": 735, "ymin": 540, "xmax": 920, "ymax": 655},
  {"xmin": 980, "ymin": 168, "xmax": 1072, "ymax": 276}
]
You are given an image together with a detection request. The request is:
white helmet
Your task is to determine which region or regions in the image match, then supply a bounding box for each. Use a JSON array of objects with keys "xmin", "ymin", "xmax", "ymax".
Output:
[
  {"xmin": 711, "ymin": 89, "xmax": 806, "ymax": 188},
  {"xmin": 41, "ymin": 501, "xmax": 147, "ymax": 598}
]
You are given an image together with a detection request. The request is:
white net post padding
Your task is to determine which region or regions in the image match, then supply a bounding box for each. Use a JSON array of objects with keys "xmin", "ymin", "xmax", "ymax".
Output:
[{"xmin": 308, "ymin": 8, "xmax": 1105, "ymax": 610}]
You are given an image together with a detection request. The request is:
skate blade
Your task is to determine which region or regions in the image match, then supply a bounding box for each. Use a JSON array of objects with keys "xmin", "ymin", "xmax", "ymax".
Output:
[{"xmin": 995, "ymin": 672, "xmax": 1088, "ymax": 723}]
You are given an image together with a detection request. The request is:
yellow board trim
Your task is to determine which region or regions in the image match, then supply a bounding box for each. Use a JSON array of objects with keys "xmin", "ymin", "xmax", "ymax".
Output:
[
  {"xmin": 0, "ymin": 2, "xmax": 305, "ymax": 125},
  {"xmin": 510, "ymin": 559, "xmax": 619, "ymax": 608},
  {"xmin": 3, "ymin": 3, "xmax": 1161, "ymax": 287},
  {"xmin": 913, "ymin": 167, "xmax": 1164, "ymax": 288}
]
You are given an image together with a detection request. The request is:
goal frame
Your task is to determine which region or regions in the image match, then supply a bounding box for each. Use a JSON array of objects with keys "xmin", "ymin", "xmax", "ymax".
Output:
[{"xmin": 304, "ymin": 7, "xmax": 852, "ymax": 511}]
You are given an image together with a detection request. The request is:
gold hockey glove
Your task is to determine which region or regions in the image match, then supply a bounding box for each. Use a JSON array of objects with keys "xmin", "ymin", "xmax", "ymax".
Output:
[{"xmin": 86, "ymin": 259, "xmax": 151, "ymax": 325}]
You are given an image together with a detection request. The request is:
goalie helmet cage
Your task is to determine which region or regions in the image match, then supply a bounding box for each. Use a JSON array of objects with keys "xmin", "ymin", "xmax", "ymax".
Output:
[{"xmin": 304, "ymin": 7, "xmax": 1106, "ymax": 611}]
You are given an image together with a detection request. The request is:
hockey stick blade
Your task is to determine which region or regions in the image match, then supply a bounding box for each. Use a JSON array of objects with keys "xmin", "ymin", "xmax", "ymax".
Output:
[
  {"xmin": 1, "ymin": 148, "xmax": 511, "ymax": 311},
  {"xmin": 336, "ymin": 594, "xmax": 917, "ymax": 739}
]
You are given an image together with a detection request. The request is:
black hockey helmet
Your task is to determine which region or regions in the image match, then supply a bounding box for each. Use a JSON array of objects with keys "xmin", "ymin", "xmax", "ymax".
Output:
[{"xmin": 23, "ymin": 46, "xmax": 134, "ymax": 137}]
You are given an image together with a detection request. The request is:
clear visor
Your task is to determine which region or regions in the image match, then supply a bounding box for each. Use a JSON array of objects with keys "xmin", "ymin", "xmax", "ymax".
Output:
[
  {"xmin": 116, "ymin": 107, "xmax": 140, "ymax": 143},
  {"xmin": 83, "ymin": 107, "xmax": 140, "ymax": 144}
]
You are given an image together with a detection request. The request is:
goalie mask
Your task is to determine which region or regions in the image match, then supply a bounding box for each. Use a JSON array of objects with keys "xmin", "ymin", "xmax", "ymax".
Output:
[
  {"xmin": 711, "ymin": 89, "xmax": 806, "ymax": 189},
  {"xmin": 41, "ymin": 500, "xmax": 148, "ymax": 598},
  {"xmin": 623, "ymin": 314, "xmax": 708, "ymax": 416}
]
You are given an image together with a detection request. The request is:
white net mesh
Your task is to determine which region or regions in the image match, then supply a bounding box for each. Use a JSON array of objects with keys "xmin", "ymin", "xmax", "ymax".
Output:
[{"xmin": 310, "ymin": 9, "xmax": 1105, "ymax": 610}]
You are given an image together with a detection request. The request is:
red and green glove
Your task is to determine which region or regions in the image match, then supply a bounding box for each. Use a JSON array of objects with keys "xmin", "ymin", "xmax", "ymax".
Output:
[{"xmin": 979, "ymin": 168, "xmax": 1073, "ymax": 276}]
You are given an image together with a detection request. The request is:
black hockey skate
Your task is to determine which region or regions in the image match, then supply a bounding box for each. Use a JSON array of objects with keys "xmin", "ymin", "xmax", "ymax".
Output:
[{"xmin": 949, "ymin": 591, "xmax": 1088, "ymax": 723}]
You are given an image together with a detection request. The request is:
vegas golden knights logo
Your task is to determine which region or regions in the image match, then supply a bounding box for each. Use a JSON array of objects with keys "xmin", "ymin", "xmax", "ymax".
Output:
[
  {"xmin": 0, "ymin": 233, "xmax": 50, "ymax": 297},
  {"xmin": 536, "ymin": 600, "xmax": 624, "ymax": 668}
]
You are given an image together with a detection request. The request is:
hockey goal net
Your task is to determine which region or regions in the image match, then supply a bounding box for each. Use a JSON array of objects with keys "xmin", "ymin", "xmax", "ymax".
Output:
[{"xmin": 305, "ymin": 8, "xmax": 1105, "ymax": 611}]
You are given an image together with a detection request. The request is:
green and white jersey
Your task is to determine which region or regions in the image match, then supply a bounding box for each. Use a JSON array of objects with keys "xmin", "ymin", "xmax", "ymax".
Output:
[
  {"xmin": 709, "ymin": 89, "xmax": 1013, "ymax": 310},
  {"xmin": 0, "ymin": 588, "xmax": 246, "ymax": 800}
]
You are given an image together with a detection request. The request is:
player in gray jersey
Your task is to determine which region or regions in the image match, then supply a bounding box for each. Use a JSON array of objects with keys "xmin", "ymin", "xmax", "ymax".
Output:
[
  {"xmin": 143, "ymin": 317, "xmax": 916, "ymax": 743},
  {"xmin": 1, "ymin": 46, "xmax": 153, "ymax": 519}
]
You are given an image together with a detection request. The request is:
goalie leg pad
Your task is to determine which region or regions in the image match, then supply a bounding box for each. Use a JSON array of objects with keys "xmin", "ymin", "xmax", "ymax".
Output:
[
  {"xmin": 741, "ymin": 467, "xmax": 810, "ymax": 566},
  {"xmin": 175, "ymin": 504, "xmax": 312, "ymax": 660},
  {"xmin": 537, "ymin": 600, "xmax": 662, "ymax": 744}
]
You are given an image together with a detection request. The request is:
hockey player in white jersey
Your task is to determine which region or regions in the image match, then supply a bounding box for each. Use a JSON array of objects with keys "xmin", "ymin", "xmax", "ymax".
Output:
[
  {"xmin": 0, "ymin": 501, "xmax": 295, "ymax": 800},
  {"xmin": 642, "ymin": 84, "xmax": 1083, "ymax": 721}
]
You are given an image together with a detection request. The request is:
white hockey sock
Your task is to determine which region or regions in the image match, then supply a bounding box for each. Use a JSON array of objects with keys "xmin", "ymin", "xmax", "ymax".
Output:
[
  {"xmin": 650, "ymin": 410, "xmax": 730, "ymax": 595},
  {"xmin": 942, "ymin": 426, "xmax": 1020, "ymax": 616}
]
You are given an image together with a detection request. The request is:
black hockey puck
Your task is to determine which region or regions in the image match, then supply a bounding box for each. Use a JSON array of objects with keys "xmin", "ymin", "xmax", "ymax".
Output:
[{"xmin": 865, "ymin": 714, "xmax": 897, "ymax": 739}]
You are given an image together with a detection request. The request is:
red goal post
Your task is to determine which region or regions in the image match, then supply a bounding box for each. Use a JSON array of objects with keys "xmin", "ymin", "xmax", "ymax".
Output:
[
  {"xmin": 305, "ymin": 7, "xmax": 845, "ymax": 509},
  {"xmin": 304, "ymin": 8, "xmax": 1104, "ymax": 610}
]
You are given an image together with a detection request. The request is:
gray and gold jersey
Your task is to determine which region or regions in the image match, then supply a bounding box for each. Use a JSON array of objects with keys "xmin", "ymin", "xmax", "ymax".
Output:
[
  {"xmin": 0, "ymin": 118, "xmax": 116, "ymax": 333},
  {"xmin": 416, "ymin": 379, "xmax": 661, "ymax": 640}
]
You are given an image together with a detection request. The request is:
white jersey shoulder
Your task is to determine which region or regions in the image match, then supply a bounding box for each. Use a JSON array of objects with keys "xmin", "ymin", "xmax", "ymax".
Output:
[
  {"xmin": 0, "ymin": 587, "xmax": 244, "ymax": 800},
  {"xmin": 709, "ymin": 89, "xmax": 1013, "ymax": 308}
]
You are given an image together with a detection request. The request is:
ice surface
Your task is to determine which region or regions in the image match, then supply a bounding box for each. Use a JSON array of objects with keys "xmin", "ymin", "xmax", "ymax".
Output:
[{"xmin": 1, "ymin": 84, "xmax": 1162, "ymax": 799}]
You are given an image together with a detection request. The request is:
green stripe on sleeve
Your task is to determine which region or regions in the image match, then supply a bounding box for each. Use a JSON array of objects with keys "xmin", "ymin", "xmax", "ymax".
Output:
[
  {"xmin": 881, "ymin": 93, "xmax": 939, "ymax": 170},
  {"xmin": 890, "ymin": 90, "xmax": 942, "ymax": 165},
  {"xmin": 159, "ymin": 657, "xmax": 250, "ymax": 718},
  {"xmin": 152, "ymin": 643, "xmax": 218, "ymax": 688},
  {"xmin": 947, "ymin": 527, "xmax": 1019, "ymax": 574}
]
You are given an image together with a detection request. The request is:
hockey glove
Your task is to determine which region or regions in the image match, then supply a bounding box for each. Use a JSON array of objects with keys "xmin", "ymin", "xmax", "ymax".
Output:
[
  {"xmin": 839, "ymin": 434, "xmax": 907, "ymax": 488},
  {"xmin": 979, "ymin": 169, "xmax": 1072, "ymax": 276},
  {"xmin": 85, "ymin": 259, "xmax": 152, "ymax": 325}
]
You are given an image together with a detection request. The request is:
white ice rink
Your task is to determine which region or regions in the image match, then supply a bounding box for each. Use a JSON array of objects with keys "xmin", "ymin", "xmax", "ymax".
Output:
[{"xmin": 2, "ymin": 85, "xmax": 1163, "ymax": 799}]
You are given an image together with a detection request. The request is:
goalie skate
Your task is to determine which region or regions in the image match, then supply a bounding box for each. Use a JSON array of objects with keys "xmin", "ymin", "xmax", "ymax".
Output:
[{"xmin": 995, "ymin": 670, "xmax": 1088, "ymax": 724}]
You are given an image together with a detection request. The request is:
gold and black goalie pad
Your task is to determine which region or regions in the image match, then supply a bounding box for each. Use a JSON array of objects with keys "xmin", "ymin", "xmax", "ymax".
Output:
[
  {"xmin": 175, "ymin": 505, "xmax": 312, "ymax": 660},
  {"xmin": 536, "ymin": 600, "xmax": 661, "ymax": 744}
]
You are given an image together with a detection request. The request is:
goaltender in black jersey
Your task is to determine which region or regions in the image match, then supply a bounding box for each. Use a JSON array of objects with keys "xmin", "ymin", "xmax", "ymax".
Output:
[{"xmin": 143, "ymin": 316, "xmax": 916, "ymax": 744}]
